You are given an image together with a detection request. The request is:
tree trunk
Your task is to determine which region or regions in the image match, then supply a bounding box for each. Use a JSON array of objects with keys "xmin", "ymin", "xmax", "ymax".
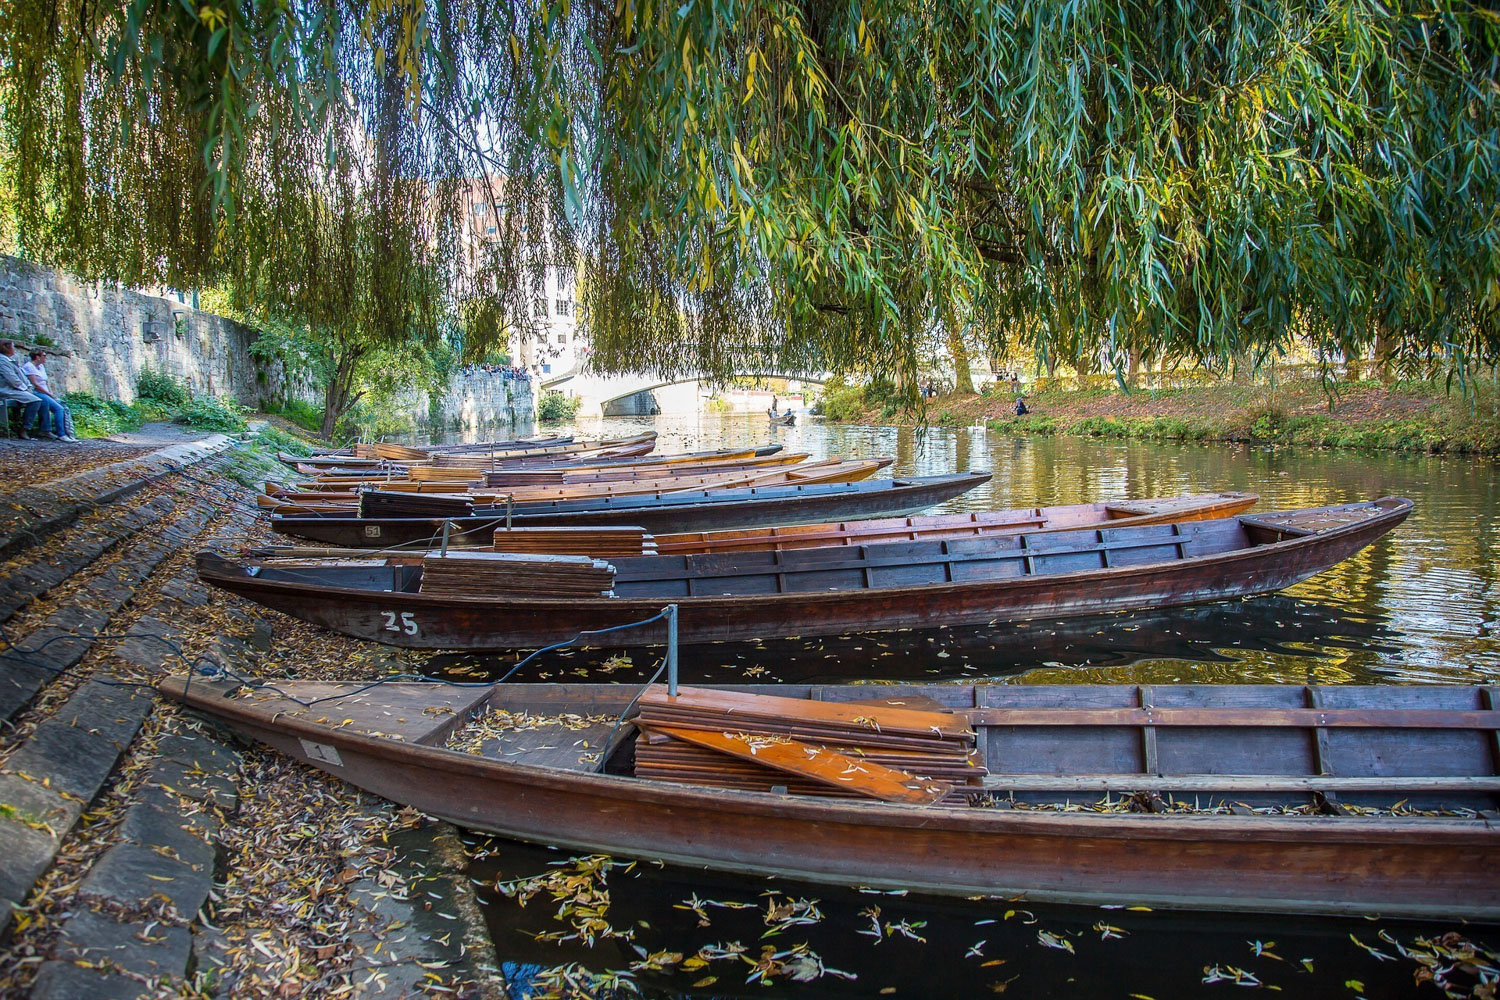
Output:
[
  {"xmin": 320, "ymin": 344, "xmax": 367, "ymax": 439},
  {"xmin": 948, "ymin": 328, "xmax": 974, "ymax": 394}
]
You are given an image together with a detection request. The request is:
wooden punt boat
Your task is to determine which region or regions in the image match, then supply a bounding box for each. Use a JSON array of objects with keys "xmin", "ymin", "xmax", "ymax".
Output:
[
  {"xmin": 210, "ymin": 498, "xmax": 1409, "ymax": 650},
  {"xmin": 160, "ymin": 676, "xmax": 1500, "ymax": 919},
  {"xmin": 423, "ymin": 435, "xmax": 572, "ymax": 453},
  {"xmin": 655, "ymin": 492, "xmax": 1258, "ymax": 555},
  {"xmin": 769, "ymin": 410, "xmax": 795, "ymax": 426},
  {"xmin": 282, "ymin": 458, "xmax": 888, "ymax": 509},
  {"xmin": 248, "ymin": 492, "xmax": 1259, "ymax": 561},
  {"xmin": 255, "ymin": 458, "xmax": 893, "ymax": 513},
  {"xmin": 291, "ymin": 445, "xmax": 786, "ymax": 480},
  {"xmin": 279, "ymin": 449, "xmax": 810, "ymax": 493},
  {"xmin": 367, "ymin": 432, "xmax": 657, "ymax": 464},
  {"xmin": 280, "ymin": 433, "xmax": 659, "ymax": 470},
  {"xmin": 266, "ymin": 473, "xmax": 992, "ymax": 546}
]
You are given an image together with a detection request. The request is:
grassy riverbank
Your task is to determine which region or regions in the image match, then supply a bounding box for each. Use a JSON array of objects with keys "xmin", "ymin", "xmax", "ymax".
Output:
[{"xmin": 820, "ymin": 378, "xmax": 1500, "ymax": 456}]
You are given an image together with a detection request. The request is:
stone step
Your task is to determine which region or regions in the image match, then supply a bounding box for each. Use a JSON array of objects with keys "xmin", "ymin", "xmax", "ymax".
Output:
[
  {"xmin": 0, "ymin": 487, "xmax": 223, "ymax": 726},
  {"xmin": 0, "ymin": 495, "xmax": 176, "ymax": 625},
  {"xmin": 3, "ymin": 500, "xmax": 261, "ymax": 998},
  {"xmin": 0, "ymin": 560, "xmax": 237, "ymax": 938},
  {"xmin": 26, "ymin": 727, "xmax": 243, "ymax": 1000},
  {"xmin": 0, "ymin": 434, "xmax": 231, "ymax": 562}
]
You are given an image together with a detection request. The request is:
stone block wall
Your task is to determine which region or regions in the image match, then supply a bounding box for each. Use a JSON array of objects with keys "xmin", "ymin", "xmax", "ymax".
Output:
[
  {"xmin": 0, "ymin": 256, "xmax": 535, "ymax": 429},
  {"xmin": 0, "ymin": 255, "xmax": 297, "ymax": 404},
  {"xmin": 407, "ymin": 370, "xmax": 536, "ymax": 430}
]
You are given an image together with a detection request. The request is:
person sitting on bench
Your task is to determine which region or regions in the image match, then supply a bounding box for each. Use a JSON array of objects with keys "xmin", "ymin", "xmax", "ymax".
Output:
[
  {"xmin": 0, "ymin": 340, "xmax": 41, "ymax": 438},
  {"xmin": 22, "ymin": 350, "xmax": 78, "ymax": 442}
]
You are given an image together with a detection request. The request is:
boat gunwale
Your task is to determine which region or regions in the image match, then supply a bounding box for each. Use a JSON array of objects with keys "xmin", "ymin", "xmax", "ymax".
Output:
[
  {"xmin": 223, "ymin": 497, "xmax": 1413, "ymax": 610},
  {"xmin": 159, "ymin": 675, "xmax": 1497, "ymax": 849}
]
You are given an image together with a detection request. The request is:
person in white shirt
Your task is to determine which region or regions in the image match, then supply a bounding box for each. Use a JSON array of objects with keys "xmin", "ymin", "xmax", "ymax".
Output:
[
  {"xmin": 0, "ymin": 340, "xmax": 41, "ymax": 438},
  {"xmin": 21, "ymin": 350, "xmax": 77, "ymax": 442}
]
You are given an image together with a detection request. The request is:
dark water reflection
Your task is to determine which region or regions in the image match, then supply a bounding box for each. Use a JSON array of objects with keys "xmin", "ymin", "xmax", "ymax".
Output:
[
  {"xmin": 471, "ymin": 839, "xmax": 1493, "ymax": 1000},
  {"xmin": 428, "ymin": 415, "xmax": 1500, "ymax": 995}
]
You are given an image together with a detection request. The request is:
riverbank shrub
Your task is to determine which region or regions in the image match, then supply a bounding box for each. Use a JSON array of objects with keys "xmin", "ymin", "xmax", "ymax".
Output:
[
  {"xmin": 63, "ymin": 392, "xmax": 143, "ymax": 437},
  {"xmin": 175, "ymin": 394, "xmax": 247, "ymax": 432},
  {"xmin": 262, "ymin": 398, "xmax": 325, "ymax": 433},
  {"xmin": 136, "ymin": 367, "xmax": 192, "ymax": 407},
  {"xmin": 256, "ymin": 425, "xmax": 316, "ymax": 456},
  {"xmin": 538, "ymin": 391, "xmax": 581, "ymax": 422}
]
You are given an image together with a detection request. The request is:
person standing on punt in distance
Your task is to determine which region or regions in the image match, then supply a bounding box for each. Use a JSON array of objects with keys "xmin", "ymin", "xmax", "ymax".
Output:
[
  {"xmin": 0, "ymin": 340, "xmax": 41, "ymax": 439},
  {"xmin": 21, "ymin": 350, "xmax": 78, "ymax": 442}
]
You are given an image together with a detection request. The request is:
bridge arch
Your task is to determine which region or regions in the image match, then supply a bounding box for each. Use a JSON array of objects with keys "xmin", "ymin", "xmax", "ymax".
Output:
[{"xmin": 551, "ymin": 371, "xmax": 828, "ymax": 418}]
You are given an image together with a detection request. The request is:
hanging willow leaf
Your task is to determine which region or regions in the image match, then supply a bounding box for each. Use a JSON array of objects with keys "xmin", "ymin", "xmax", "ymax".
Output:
[{"xmin": 0, "ymin": 0, "xmax": 1494, "ymax": 406}]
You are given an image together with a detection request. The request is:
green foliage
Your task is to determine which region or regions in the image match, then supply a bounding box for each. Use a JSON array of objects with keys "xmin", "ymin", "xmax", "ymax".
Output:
[
  {"xmin": 62, "ymin": 391, "xmax": 141, "ymax": 437},
  {"xmin": 340, "ymin": 398, "xmax": 417, "ymax": 439},
  {"xmin": 255, "ymin": 425, "xmax": 316, "ymax": 457},
  {"xmin": 250, "ymin": 322, "xmax": 458, "ymax": 438},
  {"xmin": 537, "ymin": 391, "xmax": 581, "ymax": 423},
  {"xmin": 174, "ymin": 395, "xmax": 246, "ymax": 432},
  {"xmin": 135, "ymin": 367, "xmax": 191, "ymax": 407},
  {"xmin": 262, "ymin": 397, "xmax": 325, "ymax": 434},
  {"xmin": 812, "ymin": 384, "xmax": 867, "ymax": 421}
]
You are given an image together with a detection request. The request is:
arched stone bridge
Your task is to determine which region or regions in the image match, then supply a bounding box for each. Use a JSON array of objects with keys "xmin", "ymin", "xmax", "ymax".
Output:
[{"xmin": 544, "ymin": 368, "xmax": 828, "ymax": 418}]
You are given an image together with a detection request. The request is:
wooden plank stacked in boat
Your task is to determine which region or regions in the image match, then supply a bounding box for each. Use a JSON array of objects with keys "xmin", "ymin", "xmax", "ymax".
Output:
[
  {"xmin": 418, "ymin": 551, "xmax": 616, "ymax": 598},
  {"xmin": 491, "ymin": 527, "xmax": 655, "ymax": 558},
  {"xmin": 634, "ymin": 686, "xmax": 986, "ymax": 803},
  {"xmin": 359, "ymin": 491, "xmax": 475, "ymax": 518}
]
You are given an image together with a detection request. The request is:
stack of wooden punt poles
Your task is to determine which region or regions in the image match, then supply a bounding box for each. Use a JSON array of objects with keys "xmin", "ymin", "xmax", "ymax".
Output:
[
  {"xmin": 490, "ymin": 527, "xmax": 655, "ymax": 558},
  {"xmin": 633, "ymin": 686, "xmax": 987, "ymax": 805},
  {"xmin": 418, "ymin": 551, "xmax": 616, "ymax": 598}
]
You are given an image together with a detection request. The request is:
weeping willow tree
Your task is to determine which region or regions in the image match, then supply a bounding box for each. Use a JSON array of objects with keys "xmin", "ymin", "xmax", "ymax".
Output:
[{"xmin": 1, "ymin": 0, "xmax": 1496, "ymax": 406}]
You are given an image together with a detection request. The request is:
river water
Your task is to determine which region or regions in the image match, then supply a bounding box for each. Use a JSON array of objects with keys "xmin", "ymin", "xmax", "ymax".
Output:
[{"xmin": 420, "ymin": 413, "xmax": 1499, "ymax": 998}]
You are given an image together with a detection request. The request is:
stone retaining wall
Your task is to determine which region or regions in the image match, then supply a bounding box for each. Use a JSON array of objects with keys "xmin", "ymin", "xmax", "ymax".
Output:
[
  {"xmin": 0, "ymin": 255, "xmax": 295, "ymax": 405},
  {"xmin": 0, "ymin": 256, "xmax": 534, "ymax": 427}
]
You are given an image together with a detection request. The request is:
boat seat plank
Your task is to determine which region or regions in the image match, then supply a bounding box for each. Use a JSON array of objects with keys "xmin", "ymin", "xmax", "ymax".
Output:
[
  {"xmin": 612, "ymin": 521, "xmax": 1253, "ymax": 596},
  {"xmin": 640, "ymin": 724, "xmax": 952, "ymax": 804},
  {"xmin": 231, "ymin": 682, "xmax": 492, "ymax": 745},
  {"xmin": 980, "ymin": 773, "xmax": 1500, "ymax": 793},
  {"xmin": 963, "ymin": 706, "xmax": 1500, "ymax": 729}
]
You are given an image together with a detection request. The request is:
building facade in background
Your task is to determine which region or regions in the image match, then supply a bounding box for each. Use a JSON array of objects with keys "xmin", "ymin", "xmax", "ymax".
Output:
[{"xmin": 459, "ymin": 177, "xmax": 583, "ymax": 381}]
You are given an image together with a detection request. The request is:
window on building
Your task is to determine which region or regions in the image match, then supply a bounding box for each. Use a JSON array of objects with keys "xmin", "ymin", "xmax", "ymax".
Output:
[
  {"xmin": 557, "ymin": 333, "xmax": 567, "ymax": 345},
  {"xmin": 534, "ymin": 298, "xmax": 547, "ymax": 318},
  {"xmin": 485, "ymin": 226, "xmax": 497, "ymax": 235},
  {"xmin": 555, "ymin": 298, "xmax": 571, "ymax": 316},
  {"xmin": 472, "ymin": 203, "xmax": 485, "ymax": 216}
]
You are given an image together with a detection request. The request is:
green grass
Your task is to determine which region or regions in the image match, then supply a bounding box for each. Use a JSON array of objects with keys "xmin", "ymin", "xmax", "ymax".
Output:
[
  {"xmin": 983, "ymin": 407, "xmax": 1500, "ymax": 455},
  {"xmin": 262, "ymin": 397, "xmax": 325, "ymax": 433}
]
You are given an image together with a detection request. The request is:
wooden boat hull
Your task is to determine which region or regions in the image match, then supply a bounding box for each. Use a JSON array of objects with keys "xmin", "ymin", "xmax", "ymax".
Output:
[
  {"xmin": 268, "ymin": 473, "xmax": 992, "ymax": 546},
  {"xmin": 213, "ymin": 498, "xmax": 1409, "ymax": 650},
  {"xmin": 161, "ymin": 678, "xmax": 1500, "ymax": 919}
]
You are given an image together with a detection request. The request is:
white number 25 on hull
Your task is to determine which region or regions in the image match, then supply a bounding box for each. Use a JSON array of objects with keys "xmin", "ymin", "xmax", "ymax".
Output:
[{"xmin": 379, "ymin": 610, "xmax": 419, "ymax": 635}]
